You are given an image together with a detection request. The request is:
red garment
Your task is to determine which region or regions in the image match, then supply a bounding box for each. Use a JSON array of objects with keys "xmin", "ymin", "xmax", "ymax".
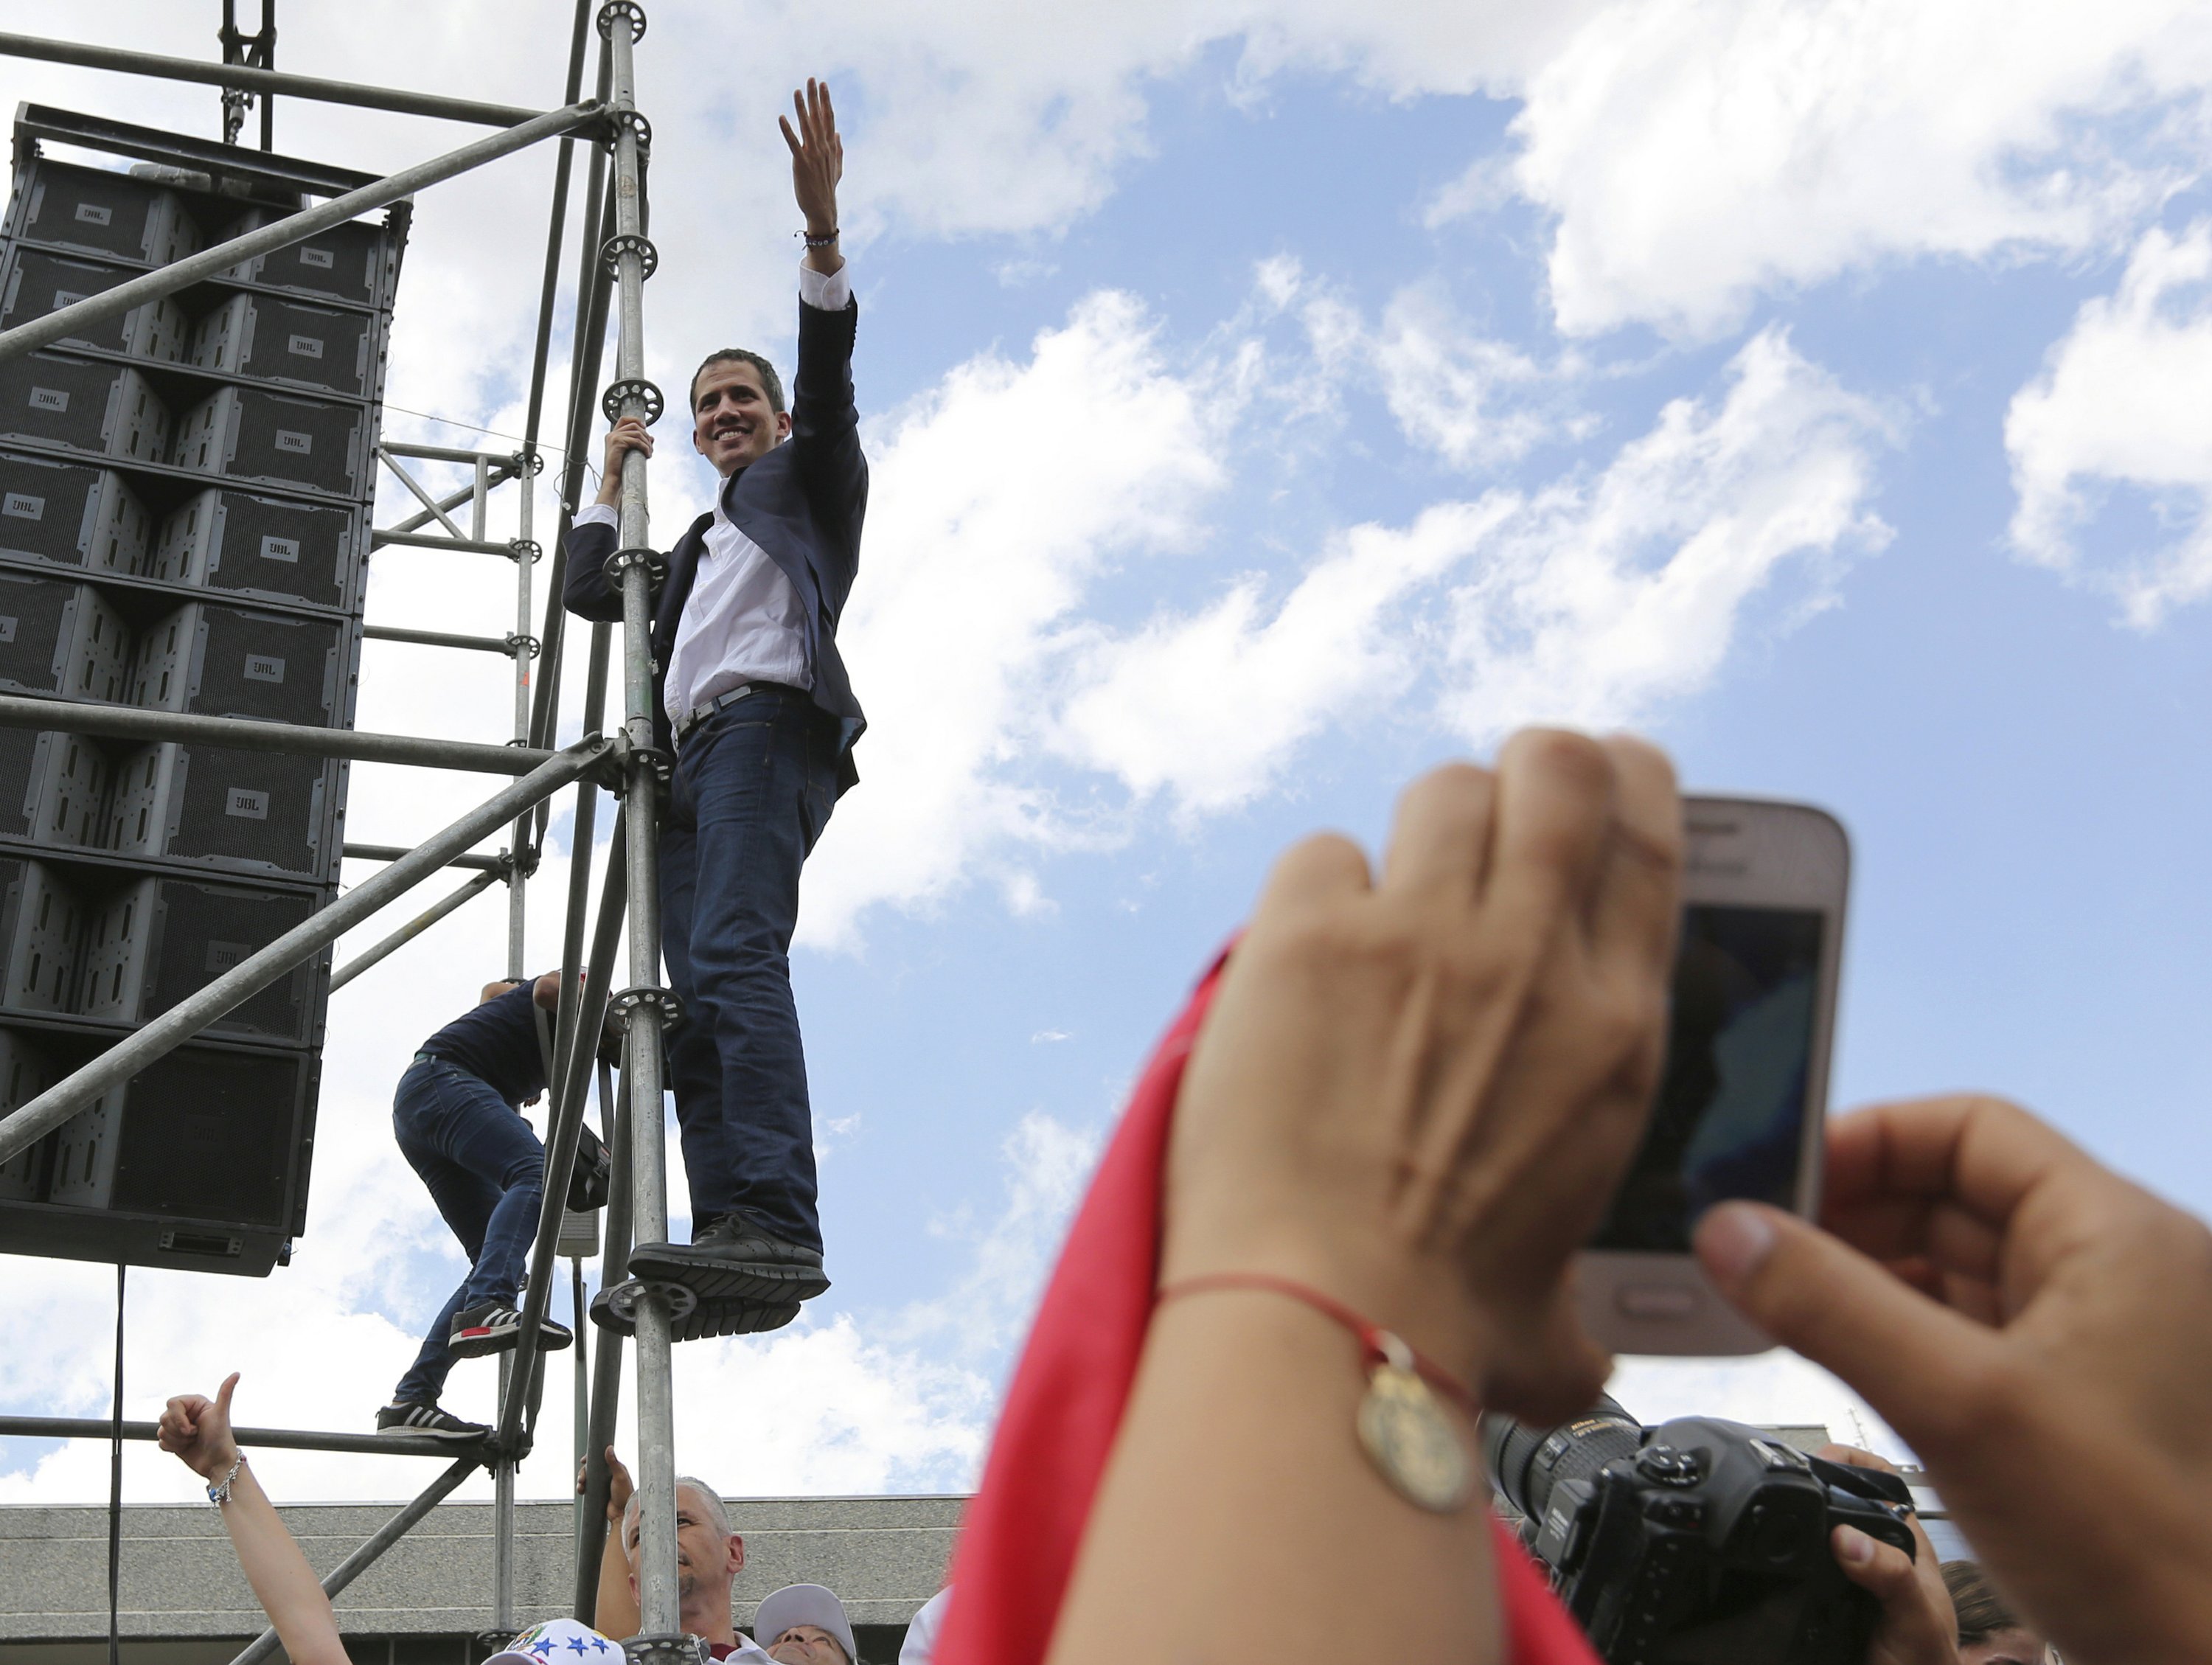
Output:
[{"xmin": 934, "ymin": 950, "xmax": 1601, "ymax": 1665}]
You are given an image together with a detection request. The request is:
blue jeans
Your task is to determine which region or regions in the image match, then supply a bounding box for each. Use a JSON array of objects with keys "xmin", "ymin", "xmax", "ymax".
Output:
[
  {"xmin": 392, "ymin": 1056, "xmax": 544, "ymax": 1405},
  {"xmin": 658, "ymin": 686, "xmax": 838, "ymax": 1251}
]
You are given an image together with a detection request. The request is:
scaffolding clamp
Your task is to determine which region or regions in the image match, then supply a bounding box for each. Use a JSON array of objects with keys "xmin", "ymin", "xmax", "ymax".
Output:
[
  {"xmin": 582, "ymin": 728, "xmax": 630, "ymax": 790},
  {"xmin": 600, "ymin": 1278, "xmax": 697, "ymax": 1334},
  {"xmin": 603, "ymin": 544, "xmax": 667, "ymax": 595},
  {"xmin": 602, "ymin": 377, "xmax": 664, "ymax": 426},
  {"xmin": 504, "ymin": 633, "xmax": 543, "ymax": 660},
  {"xmin": 601, "ymin": 107, "xmax": 653, "ymax": 159},
  {"xmin": 598, "ymin": 1, "xmax": 650, "ymax": 42},
  {"xmin": 507, "ymin": 538, "xmax": 543, "ymax": 564},
  {"xmin": 607, "ymin": 984, "xmax": 682, "ymax": 1035},
  {"xmin": 510, "ymin": 446, "xmax": 547, "ymax": 477},
  {"xmin": 602, "ymin": 232, "xmax": 659, "ymax": 282}
]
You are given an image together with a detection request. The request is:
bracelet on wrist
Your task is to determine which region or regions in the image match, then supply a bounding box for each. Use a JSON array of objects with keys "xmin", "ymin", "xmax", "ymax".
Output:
[
  {"xmin": 800, "ymin": 226, "xmax": 839, "ymax": 249},
  {"xmin": 207, "ymin": 1453, "xmax": 245, "ymax": 1507},
  {"xmin": 1158, "ymin": 1271, "xmax": 1478, "ymax": 1513}
]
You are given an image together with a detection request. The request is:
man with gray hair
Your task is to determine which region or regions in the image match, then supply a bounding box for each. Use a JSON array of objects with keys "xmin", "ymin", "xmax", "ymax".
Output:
[
  {"xmin": 587, "ymin": 1450, "xmax": 770, "ymax": 1660},
  {"xmin": 583, "ymin": 1451, "xmax": 862, "ymax": 1663}
]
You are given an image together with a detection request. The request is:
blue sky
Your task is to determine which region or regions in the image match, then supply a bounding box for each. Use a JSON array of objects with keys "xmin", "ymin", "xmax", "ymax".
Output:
[{"xmin": 4, "ymin": 0, "xmax": 2212, "ymax": 1506}]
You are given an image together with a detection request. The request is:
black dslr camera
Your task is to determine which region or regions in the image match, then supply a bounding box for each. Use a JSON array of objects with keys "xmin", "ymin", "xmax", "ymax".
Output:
[{"xmin": 1483, "ymin": 1397, "xmax": 1916, "ymax": 1665}]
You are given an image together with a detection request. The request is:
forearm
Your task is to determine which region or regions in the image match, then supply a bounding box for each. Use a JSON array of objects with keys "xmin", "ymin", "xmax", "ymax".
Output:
[
  {"xmin": 1043, "ymin": 1293, "xmax": 1500, "ymax": 1665},
  {"xmin": 218, "ymin": 1464, "xmax": 352, "ymax": 1665},
  {"xmin": 595, "ymin": 1526, "xmax": 639, "ymax": 1639},
  {"xmin": 562, "ymin": 518, "xmax": 625, "ymax": 621},
  {"xmin": 801, "ymin": 235, "xmax": 842, "ymax": 277}
]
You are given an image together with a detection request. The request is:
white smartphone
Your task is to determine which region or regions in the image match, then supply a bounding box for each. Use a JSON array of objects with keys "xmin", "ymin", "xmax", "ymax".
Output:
[{"xmin": 1576, "ymin": 795, "xmax": 1850, "ymax": 1356}]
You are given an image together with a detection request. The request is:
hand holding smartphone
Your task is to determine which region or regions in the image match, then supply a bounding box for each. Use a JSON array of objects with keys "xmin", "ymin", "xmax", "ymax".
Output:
[{"xmin": 1577, "ymin": 796, "xmax": 1849, "ymax": 1356}]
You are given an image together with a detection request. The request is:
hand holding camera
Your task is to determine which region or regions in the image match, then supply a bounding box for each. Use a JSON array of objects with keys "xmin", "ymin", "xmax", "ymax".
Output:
[
  {"xmin": 1695, "ymin": 1094, "xmax": 2212, "ymax": 1664},
  {"xmin": 1165, "ymin": 731, "xmax": 1683, "ymax": 1420}
]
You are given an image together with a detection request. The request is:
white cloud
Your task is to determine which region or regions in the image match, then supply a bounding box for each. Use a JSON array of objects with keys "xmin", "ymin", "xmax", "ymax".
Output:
[
  {"xmin": 898, "ymin": 1110, "xmax": 1105, "ymax": 1366},
  {"xmin": 1052, "ymin": 501, "xmax": 1509, "ymax": 813},
  {"xmin": 1373, "ymin": 285, "xmax": 1553, "ymax": 468},
  {"xmin": 1441, "ymin": 327, "xmax": 1894, "ymax": 738},
  {"xmin": 723, "ymin": 1, "xmax": 1601, "ymax": 245},
  {"xmin": 800, "ymin": 291, "xmax": 1226, "ymax": 946},
  {"xmin": 1051, "ymin": 327, "xmax": 1891, "ymax": 812},
  {"xmin": 1502, "ymin": 0, "xmax": 2212, "ymax": 336},
  {"xmin": 1261, "ymin": 263, "xmax": 1563, "ymax": 469},
  {"xmin": 2006, "ymin": 219, "xmax": 2212, "ymax": 625}
]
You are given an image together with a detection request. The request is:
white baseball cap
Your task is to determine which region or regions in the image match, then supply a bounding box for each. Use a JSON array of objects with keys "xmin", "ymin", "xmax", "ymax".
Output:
[
  {"xmin": 484, "ymin": 1620, "xmax": 625, "ymax": 1665},
  {"xmin": 752, "ymin": 1584, "xmax": 858, "ymax": 1662}
]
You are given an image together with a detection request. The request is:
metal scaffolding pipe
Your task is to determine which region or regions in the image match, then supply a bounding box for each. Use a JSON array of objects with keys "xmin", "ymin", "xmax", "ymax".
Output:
[
  {"xmin": 384, "ymin": 466, "xmax": 515, "ymax": 538},
  {"xmin": 497, "ymin": 817, "xmax": 625, "ymax": 1447},
  {"xmin": 545, "ymin": 628, "xmax": 608, "ymax": 1178},
  {"xmin": 509, "ymin": 459, "xmax": 536, "ymax": 976},
  {"xmin": 0, "ymin": 693, "xmax": 557, "ymax": 774},
  {"xmin": 328, "ymin": 869, "xmax": 502, "ymax": 993},
  {"xmin": 379, "ymin": 448, "xmax": 472, "ymax": 541},
  {"xmin": 0, "ymin": 739, "xmax": 610, "ymax": 1167},
  {"xmin": 363, "ymin": 624, "xmax": 518, "ymax": 653},
  {"xmin": 0, "ymin": 1416, "xmax": 485, "ymax": 1461},
  {"xmin": 0, "ymin": 31, "xmax": 549, "ymax": 128},
  {"xmin": 369, "ymin": 529, "xmax": 527, "ymax": 557},
  {"xmin": 598, "ymin": 9, "xmax": 684, "ymax": 1642},
  {"xmin": 343, "ymin": 843, "xmax": 508, "ymax": 873},
  {"xmin": 227, "ymin": 1456, "xmax": 483, "ymax": 1665},
  {"xmin": 528, "ymin": 46, "xmax": 615, "ymax": 764},
  {"xmin": 518, "ymin": 0, "xmax": 600, "ymax": 891},
  {"xmin": 524, "ymin": 0, "xmax": 597, "ymax": 456},
  {"xmin": 574, "ymin": 1053, "xmax": 633, "ymax": 1621},
  {"xmin": 0, "ymin": 100, "xmax": 605, "ymax": 366},
  {"xmin": 383, "ymin": 441, "xmax": 526, "ymax": 466}
]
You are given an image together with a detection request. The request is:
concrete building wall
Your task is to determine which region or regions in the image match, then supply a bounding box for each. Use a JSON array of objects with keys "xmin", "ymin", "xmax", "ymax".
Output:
[{"xmin": 0, "ymin": 1494, "xmax": 961, "ymax": 1665}]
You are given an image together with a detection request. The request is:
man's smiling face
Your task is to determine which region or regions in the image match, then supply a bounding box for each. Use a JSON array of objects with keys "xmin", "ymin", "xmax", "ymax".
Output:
[{"xmin": 692, "ymin": 359, "xmax": 790, "ymax": 475}]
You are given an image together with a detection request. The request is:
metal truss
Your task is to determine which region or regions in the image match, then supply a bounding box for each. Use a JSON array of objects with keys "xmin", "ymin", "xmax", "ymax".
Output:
[{"xmin": 0, "ymin": 4, "xmax": 684, "ymax": 1655}]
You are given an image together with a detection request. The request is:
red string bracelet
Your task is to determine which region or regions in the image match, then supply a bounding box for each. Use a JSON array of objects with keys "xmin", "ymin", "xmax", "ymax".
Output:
[{"xmin": 1156, "ymin": 1271, "xmax": 1477, "ymax": 1414}]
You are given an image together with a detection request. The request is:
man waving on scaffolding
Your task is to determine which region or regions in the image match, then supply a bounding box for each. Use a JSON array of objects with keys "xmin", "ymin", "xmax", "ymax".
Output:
[{"xmin": 564, "ymin": 78, "xmax": 863, "ymax": 1340}]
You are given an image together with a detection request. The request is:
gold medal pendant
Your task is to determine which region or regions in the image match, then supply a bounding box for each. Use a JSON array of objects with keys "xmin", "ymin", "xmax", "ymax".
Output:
[{"xmin": 1354, "ymin": 1332, "xmax": 1474, "ymax": 1513}]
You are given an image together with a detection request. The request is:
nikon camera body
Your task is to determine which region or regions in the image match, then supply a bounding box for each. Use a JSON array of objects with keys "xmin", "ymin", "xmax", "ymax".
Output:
[{"xmin": 1484, "ymin": 1397, "xmax": 1917, "ymax": 1665}]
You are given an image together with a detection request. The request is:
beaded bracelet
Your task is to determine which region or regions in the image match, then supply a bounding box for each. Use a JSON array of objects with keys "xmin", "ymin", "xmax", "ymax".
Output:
[{"xmin": 207, "ymin": 1453, "xmax": 244, "ymax": 1507}]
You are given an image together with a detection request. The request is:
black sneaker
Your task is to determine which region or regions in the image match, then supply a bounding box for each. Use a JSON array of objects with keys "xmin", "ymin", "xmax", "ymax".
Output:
[
  {"xmin": 376, "ymin": 1401, "xmax": 489, "ymax": 1440},
  {"xmin": 449, "ymin": 1301, "xmax": 575, "ymax": 1359},
  {"xmin": 591, "ymin": 1276, "xmax": 801, "ymax": 1342},
  {"xmin": 627, "ymin": 1214, "xmax": 830, "ymax": 1307}
]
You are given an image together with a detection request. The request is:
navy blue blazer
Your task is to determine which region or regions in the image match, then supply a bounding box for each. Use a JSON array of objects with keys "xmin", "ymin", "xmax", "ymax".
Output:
[{"xmin": 563, "ymin": 294, "xmax": 868, "ymax": 796}]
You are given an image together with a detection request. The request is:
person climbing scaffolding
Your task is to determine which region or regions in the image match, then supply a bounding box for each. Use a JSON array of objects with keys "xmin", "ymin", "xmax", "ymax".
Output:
[{"xmin": 377, "ymin": 970, "xmax": 576, "ymax": 1438}]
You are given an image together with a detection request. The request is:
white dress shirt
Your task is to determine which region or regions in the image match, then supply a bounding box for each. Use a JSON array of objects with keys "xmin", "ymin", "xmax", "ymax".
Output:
[{"xmin": 575, "ymin": 259, "xmax": 852, "ymax": 727}]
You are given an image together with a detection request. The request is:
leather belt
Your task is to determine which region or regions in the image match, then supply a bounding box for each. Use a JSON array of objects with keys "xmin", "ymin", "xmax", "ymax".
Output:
[{"xmin": 672, "ymin": 682, "xmax": 793, "ymax": 743}]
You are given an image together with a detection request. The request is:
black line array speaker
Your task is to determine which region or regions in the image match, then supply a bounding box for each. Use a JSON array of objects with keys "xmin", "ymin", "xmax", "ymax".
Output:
[{"xmin": 0, "ymin": 122, "xmax": 404, "ymax": 1276}]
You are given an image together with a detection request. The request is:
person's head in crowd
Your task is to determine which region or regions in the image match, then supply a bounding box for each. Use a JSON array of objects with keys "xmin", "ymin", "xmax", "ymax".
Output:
[
  {"xmin": 753, "ymin": 1585, "xmax": 856, "ymax": 1665},
  {"xmin": 621, "ymin": 1476, "xmax": 742, "ymax": 1642},
  {"xmin": 1945, "ymin": 1561, "xmax": 2053, "ymax": 1665},
  {"xmin": 484, "ymin": 1620, "xmax": 624, "ymax": 1665}
]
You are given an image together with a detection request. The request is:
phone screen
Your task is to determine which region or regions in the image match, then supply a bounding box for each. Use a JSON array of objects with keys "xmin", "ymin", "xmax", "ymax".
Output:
[{"xmin": 1590, "ymin": 903, "xmax": 1827, "ymax": 1252}]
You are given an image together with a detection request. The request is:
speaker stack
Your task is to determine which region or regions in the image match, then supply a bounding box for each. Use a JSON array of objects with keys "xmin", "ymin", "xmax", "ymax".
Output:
[{"xmin": 0, "ymin": 120, "xmax": 406, "ymax": 1275}]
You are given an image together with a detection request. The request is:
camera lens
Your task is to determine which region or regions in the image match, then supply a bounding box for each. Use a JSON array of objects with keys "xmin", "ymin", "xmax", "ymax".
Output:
[{"xmin": 1482, "ymin": 1394, "xmax": 1643, "ymax": 1523}]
